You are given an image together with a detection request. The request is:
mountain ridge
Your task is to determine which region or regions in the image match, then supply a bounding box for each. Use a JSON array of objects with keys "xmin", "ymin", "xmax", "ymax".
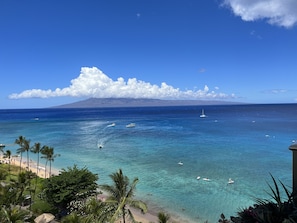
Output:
[{"xmin": 53, "ymin": 98, "xmax": 242, "ymax": 108}]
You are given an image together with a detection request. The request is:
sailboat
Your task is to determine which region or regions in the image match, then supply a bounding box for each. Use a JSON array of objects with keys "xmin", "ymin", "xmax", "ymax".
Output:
[{"xmin": 200, "ymin": 109, "xmax": 206, "ymax": 118}]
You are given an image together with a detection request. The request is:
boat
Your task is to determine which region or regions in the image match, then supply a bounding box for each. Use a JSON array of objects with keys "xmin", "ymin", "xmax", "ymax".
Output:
[
  {"xmin": 203, "ymin": 178, "xmax": 210, "ymax": 181},
  {"xmin": 107, "ymin": 123, "xmax": 116, "ymax": 127},
  {"xmin": 200, "ymin": 109, "xmax": 206, "ymax": 118},
  {"xmin": 196, "ymin": 176, "xmax": 201, "ymax": 180},
  {"xmin": 126, "ymin": 123, "xmax": 136, "ymax": 128},
  {"xmin": 228, "ymin": 178, "xmax": 234, "ymax": 184},
  {"xmin": 97, "ymin": 142, "xmax": 104, "ymax": 149},
  {"xmin": 0, "ymin": 144, "xmax": 5, "ymax": 148},
  {"xmin": 178, "ymin": 161, "xmax": 183, "ymax": 166}
]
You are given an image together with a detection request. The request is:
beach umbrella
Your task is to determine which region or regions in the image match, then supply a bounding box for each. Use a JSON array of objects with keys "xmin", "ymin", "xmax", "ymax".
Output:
[{"xmin": 34, "ymin": 213, "xmax": 55, "ymax": 223}]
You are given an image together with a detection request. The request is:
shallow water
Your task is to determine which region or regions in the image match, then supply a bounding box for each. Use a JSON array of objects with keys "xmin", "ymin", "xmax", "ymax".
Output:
[{"xmin": 0, "ymin": 104, "xmax": 296, "ymax": 222}]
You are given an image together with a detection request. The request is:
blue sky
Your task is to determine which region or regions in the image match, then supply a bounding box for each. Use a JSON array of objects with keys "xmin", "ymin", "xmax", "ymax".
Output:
[{"xmin": 1, "ymin": 0, "xmax": 297, "ymax": 109}]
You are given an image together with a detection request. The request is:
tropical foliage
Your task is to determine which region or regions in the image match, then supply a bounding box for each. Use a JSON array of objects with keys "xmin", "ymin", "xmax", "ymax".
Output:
[
  {"xmin": 3, "ymin": 136, "xmax": 297, "ymax": 223},
  {"xmin": 100, "ymin": 168, "xmax": 148, "ymax": 223},
  {"xmin": 41, "ymin": 145, "xmax": 60, "ymax": 177},
  {"xmin": 42, "ymin": 165, "xmax": 99, "ymax": 216},
  {"xmin": 15, "ymin": 135, "xmax": 29, "ymax": 171},
  {"xmin": 224, "ymin": 174, "xmax": 297, "ymax": 223},
  {"xmin": 158, "ymin": 212, "xmax": 170, "ymax": 223},
  {"xmin": 0, "ymin": 206, "xmax": 31, "ymax": 223}
]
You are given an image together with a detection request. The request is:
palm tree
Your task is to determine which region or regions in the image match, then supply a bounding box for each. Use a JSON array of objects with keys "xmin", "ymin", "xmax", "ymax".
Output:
[
  {"xmin": 23, "ymin": 139, "xmax": 31, "ymax": 170},
  {"xmin": 158, "ymin": 212, "xmax": 170, "ymax": 223},
  {"xmin": 0, "ymin": 143, "xmax": 5, "ymax": 156},
  {"xmin": 31, "ymin": 142, "xmax": 43, "ymax": 197},
  {"xmin": 83, "ymin": 197, "xmax": 115, "ymax": 222},
  {"xmin": 31, "ymin": 142, "xmax": 43, "ymax": 176},
  {"xmin": 41, "ymin": 146, "xmax": 60, "ymax": 177},
  {"xmin": 0, "ymin": 206, "xmax": 29, "ymax": 223},
  {"xmin": 101, "ymin": 169, "xmax": 147, "ymax": 223},
  {"xmin": 41, "ymin": 146, "xmax": 50, "ymax": 178},
  {"xmin": 15, "ymin": 136, "xmax": 30, "ymax": 171},
  {"xmin": 40, "ymin": 146, "xmax": 50, "ymax": 178},
  {"xmin": 48, "ymin": 147, "xmax": 60, "ymax": 177},
  {"xmin": 11, "ymin": 172, "xmax": 31, "ymax": 205}
]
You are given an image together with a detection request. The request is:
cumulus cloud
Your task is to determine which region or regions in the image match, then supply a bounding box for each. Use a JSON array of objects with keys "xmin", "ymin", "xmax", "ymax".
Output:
[
  {"xmin": 9, "ymin": 67, "xmax": 234, "ymax": 100},
  {"xmin": 222, "ymin": 0, "xmax": 297, "ymax": 28}
]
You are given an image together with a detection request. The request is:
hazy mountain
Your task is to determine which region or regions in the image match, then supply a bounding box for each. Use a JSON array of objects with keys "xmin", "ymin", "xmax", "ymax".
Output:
[{"xmin": 53, "ymin": 98, "xmax": 241, "ymax": 108}]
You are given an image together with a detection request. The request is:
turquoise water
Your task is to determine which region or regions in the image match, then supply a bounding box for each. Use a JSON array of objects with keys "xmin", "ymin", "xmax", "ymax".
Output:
[{"xmin": 0, "ymin": 104, "xmax": 296, "ymax": 222}]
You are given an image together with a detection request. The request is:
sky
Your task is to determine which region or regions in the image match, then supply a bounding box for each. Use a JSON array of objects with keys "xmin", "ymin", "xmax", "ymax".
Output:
[{"xmin": 1, "ymin": 0, "xmax": 297, "ymax": 109}]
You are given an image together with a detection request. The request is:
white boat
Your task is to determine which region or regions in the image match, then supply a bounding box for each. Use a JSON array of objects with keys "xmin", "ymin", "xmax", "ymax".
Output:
[
  {"xmin": 200, "ymin": 109, "xmax": 206, "ymax": 118},
  {"xmin": 203, "ymin": 178, "xmax": 210, "ymax": 181},
  {"xmin": 228, "ymin": 178, "xmax": 234, "ymax": 184},
  {"xmin": 108, "ymin": 123, "xmax": 116, "ymax": 127},
  {"xmin": 126, "ymin": 123, "xmax": 136, "ymax": 128},
  {"xmin": 97, "ymin": 142, "xmax": 104, "ymax": 149},
  {"xmin": 196, "ymin": 176, "xmax": 201, "ymax": 180},
  {"xmin": 178, "ymin": 161, "xmax": 183, "ymax": 166}
]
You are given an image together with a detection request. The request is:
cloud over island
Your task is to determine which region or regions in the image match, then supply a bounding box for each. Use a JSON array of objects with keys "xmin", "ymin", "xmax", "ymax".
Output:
[
  {"xmin": 9, "ymin": 67, "xmax": 234, "ymax": 100},
  {"xmin": 223, "ymin": 0, "xmax": 297, "ymax": 28}
]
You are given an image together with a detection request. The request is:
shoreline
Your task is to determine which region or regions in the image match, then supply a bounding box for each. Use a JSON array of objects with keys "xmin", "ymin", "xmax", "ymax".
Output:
[{"xmin": 0, "ymin": 155, "xmax": 188, "ymax": 223}]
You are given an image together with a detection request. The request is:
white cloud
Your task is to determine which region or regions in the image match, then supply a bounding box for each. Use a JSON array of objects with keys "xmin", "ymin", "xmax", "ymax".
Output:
[
  {"xmin": 271, "ymin": 89, "xmax": 287, "ymax": 94},
  {"xmin": 198, "ymin": 68, "xmax": 206, "ymax": 73},
  {"xmin": 222, "ymin": 0, "xmax": 297, "ymax": 28},
  {"xmin": 9, "ymin": 67, "xmax": 234, "ymax": 100}
]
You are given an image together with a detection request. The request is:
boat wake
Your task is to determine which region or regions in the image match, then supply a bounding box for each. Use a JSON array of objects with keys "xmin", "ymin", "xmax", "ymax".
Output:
[{"xmin": 96, "ymin": 123, "xmax": 117, "ymax": 149}]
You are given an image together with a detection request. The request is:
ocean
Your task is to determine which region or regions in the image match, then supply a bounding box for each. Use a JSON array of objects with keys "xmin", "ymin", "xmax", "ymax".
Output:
[{"xmin": 0, "ymin": 104, "xmax": 296, "ymax": 222}]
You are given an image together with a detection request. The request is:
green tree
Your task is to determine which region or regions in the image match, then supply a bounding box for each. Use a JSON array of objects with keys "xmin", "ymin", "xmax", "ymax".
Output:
[
  {"xmin": 43, "ymin": 165, "xmax": 99, "ymax": 216},
  {"xmin": 101, "ymin": 169, "xmax": 147, "ymax": 223},
  {"xmin": 40, "ymin": 145, "xmax": 50, "ymax": 177},
  {"xmin": 11, "ymin": 171, "xmax": 33, "ymax": 205},
  {"xmin": 158, "ymin": 212, "xmax": 170, "ymax": 223},
  {"xmin": 83, "ymin": 197, "xmax": 115, "ymax": 223},
  {"xmin": 31, "ymin": 142, "xmax": 43, "ymax": 196},
  {"xmin": 31, "ymin": 142, "xmax": 43, "ymax": 177},
  {"xmin": 3, "ymin": 150, "xmax": 12, "ymax": 177},
  {"xmin": 61, "ymin": 198, "xmax": 114, "ymax": 223},
  {"xmin": 0, "ymin": 182, "xmax": 15, "ymax": 208},
  {"xmin": 41, "ymin": 146, "xmax": 60, "ymax": 177},
  {"xmin": 15, "ymin": 136, "xmax": 30, "ymax": 171}
]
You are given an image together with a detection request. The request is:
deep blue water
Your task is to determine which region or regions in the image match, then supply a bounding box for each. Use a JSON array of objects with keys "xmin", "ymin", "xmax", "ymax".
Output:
[{"xmin": 1, "ymin": 104, "xmax": 297, "ymax": 222}]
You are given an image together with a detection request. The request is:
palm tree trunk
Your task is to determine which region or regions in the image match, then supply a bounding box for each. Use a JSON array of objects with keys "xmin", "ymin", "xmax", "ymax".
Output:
[
  {"xmin": 122, "ymin": 206, "xmax": 126, "ymax": 223},
  {"xmin": 19, "ymin": 153, "xmax": 23, "ymax": 172},
  {"xmin": 45, "ymin": 160, "xmax": 48, "ymax": 178},
  {"xmin": 49, "ymin": 160, "xmax": 52, "ymax": 177},
  {"xmin": 36, "ymin": 153, "xmax": 40, "ymax": 177},
  {"xmin": 27, "ymin": 150, "xmax": 29, "ymax": 170},
  {"xmin": 34, "ymin": 152, "xmax": 40, "ymax": 199}
]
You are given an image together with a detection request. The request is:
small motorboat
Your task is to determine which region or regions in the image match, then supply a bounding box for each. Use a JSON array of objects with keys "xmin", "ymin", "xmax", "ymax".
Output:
[
  {"xmin": 203, "ymin": 178, "xmax": 210, "ymax": 181},
  {"xmin": 126, "ymin": 123, "xmax": 136, "ymax": 128},
  {"xmin": 178, "ymin": 161, "xmax": 183, "ymax": 166},
  {"xmin": 108, "ymin": 123, "xmax": 116, "ymax": 127},
  {"xmin": 97, "ymin": 143, "xmax": 104, "ymax": 149},
  {"xmin": 196, "ymin": 176, "xmax": 201, "ymax": 180},
  {"xmin": 228, "ymin": 178, "xmax": 234, "ymax": 184}
]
